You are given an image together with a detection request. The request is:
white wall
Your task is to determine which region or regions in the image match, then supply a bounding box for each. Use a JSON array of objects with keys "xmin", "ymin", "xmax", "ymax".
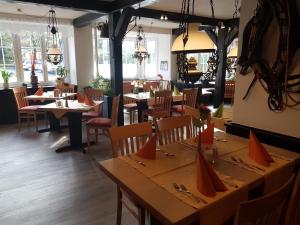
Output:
[
  {"xmin": 157, "ymin": 33, "xmax": 171, "ymax": 80},
  {"xmin": 233, "ymin": 0, "xmax": 300, "ymax": 138},
  {"xmin": 74, "ymin": 26, "xmax": 95, "ymax": 91}
]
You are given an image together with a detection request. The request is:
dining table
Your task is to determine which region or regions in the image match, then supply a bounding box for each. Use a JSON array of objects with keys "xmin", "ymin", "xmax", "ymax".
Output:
[
  {"xmin": 25, "ymin": 92, "xmax": 78, "ymax": 132},
  {"xmin": 39, "ymin": 100, "xmax": 103, "ymax": 153},
  {"xmin": 99, "ymin": 130, "xmax": 300, "ymax": 225},
  {"xmin": 124, "ymin": 92, "xmax": 183, "ymax": 122}
]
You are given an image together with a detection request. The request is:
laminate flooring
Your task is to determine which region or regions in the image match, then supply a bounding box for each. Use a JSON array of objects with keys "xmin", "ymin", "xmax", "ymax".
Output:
[{"xmin": 0, "ymin": 123, "xmax": 137, "ymax": 225}]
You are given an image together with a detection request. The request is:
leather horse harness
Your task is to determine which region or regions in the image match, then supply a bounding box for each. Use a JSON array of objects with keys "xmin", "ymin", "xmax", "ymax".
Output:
[{"xmin": 238, "ymin": 0, "xmax": 300, "ymax": 111}]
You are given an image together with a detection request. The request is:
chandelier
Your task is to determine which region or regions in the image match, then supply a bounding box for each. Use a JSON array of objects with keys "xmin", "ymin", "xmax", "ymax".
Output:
[
  {"xmin": 133, "ymin": 26, "xmax": 150, "ymax": 65},
  {"xmin": 46, "ymin": 9, "xmax": 63, "ymax": 65}
]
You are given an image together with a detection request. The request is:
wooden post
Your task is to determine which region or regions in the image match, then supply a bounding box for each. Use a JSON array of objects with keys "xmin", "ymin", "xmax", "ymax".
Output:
[
  {"xmin": 213, "ymin": 27, "xmax": 228, "ymax": 108},
  {"xmin": 109, "ymin": 11, "xmax": 124, "ymax": 125}
]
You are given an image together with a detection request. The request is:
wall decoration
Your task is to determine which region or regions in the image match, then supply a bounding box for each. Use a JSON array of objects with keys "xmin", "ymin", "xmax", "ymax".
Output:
[{"xmin": 160, "ymin": 61, "xmax": 168, "ymax": 71}]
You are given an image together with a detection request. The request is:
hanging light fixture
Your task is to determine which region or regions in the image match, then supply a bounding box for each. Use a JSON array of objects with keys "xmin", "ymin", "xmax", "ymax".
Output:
[
  {"xmin": 46, "ymin": 9, "xmax": 63, "ymax": 65},
  {"xmin": 133, "ymin": 25, "xmax": 150, "ymax": 65}
]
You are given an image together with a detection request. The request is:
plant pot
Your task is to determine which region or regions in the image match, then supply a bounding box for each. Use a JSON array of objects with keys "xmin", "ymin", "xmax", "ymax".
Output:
[
  {"xmin": 3, "ymin": 82, "xmax": 9, "ymax": 89},
  {"xmin": 103, "ymin": 95, "xmax": 112, "ymax": 118},
  {"xmin": 56, "ymin": 77, "xmax": 65, "ymax": 87}
]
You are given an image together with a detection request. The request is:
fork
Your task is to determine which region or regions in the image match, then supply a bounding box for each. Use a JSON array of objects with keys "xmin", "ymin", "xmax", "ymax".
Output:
[
  {"xmin": 180, "ymin": 184, "xmax": 208, "ymax": 204},
  {"xmin": 237, "ymin": 157, "xmax": 265, "ymax": 172},
  {"xmin": 128, "ymin": 155, "xmax": 146, "ymax": 167},
  {"xmin": 173, "ymin": 183, "xmax": 200, "ymax": 203}
]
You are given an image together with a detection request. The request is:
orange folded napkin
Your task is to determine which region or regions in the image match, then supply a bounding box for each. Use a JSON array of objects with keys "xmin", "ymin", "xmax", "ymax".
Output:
[
  {"xmin": 135, "ymin": 135, "xmax": 156, "ymax": 160},
  {"xmin": 193, "ymin": 123, "xmax": 215, "ymax": 145},
  {"xmin": 77, "ymin": 93, "xmax": 85, "ymax": 103},
  {"xmin": 196, "ymin": 153, "xmax": 227, "ymax": 197},
  {"xmin": 248, "ymin": 131, "xmax": 274, "ymax": 167},
  {"xmin": 84, "ymin": 96, "xmax": 95, "ymax": 106},
  {"xmin": 34, "ymin": 87, "xmax": 43, "ymax": 96}
]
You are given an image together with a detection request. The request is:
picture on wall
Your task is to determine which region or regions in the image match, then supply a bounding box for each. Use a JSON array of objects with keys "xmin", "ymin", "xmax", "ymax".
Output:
[{"xmin": 160, "ymin": 61, "xmax": 168, "ymax": 71}]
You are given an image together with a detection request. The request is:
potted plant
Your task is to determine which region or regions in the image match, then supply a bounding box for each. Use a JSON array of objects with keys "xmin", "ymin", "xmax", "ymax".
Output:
[
  {"xmin": 56, "ymin": 66, "xmax": 68, "ymax": 87},
  {"xmin": 1, "ymin": 69, "xmax": 13, "ymax": 89},
  {"xmin": 89, "ymin": 74, "xmax": 114, "ymax": 118}
]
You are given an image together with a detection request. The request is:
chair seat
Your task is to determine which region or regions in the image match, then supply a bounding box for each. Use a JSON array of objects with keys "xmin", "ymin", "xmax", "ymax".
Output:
[
  {"xmin": 124, "ymin": 103, "xmax": 137, "ymax": 110},
  {"xmin": 172, "ymin": 105, "xmax": 185, "ymax": 113},
  {"xmin": 86, "ymin": 117, "xmax": 112, "ymax": 127},
  {"xmin": 82, "ymin": 111, "xmax": 100, "ymax": 118},
  {"xmin": 20, "ymin": 105, "xmax": 41, "ymax": 111},
  {"xmin": 143, "ymin": 107, "xmax": 168, "ymax": 117}
]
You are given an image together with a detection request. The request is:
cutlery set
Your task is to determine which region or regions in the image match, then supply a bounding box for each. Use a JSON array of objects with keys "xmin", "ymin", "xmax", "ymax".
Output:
[
  {"xmin": 231, "ymin": 156, "xmax": 265, "ymax": 173},
  {"xmin": 173, "ymin": 183, "xmax": 208, "ymax": 204},
  {"xmin": 128, "ymin": 155, "xmax": 146, "ymax": 167}
]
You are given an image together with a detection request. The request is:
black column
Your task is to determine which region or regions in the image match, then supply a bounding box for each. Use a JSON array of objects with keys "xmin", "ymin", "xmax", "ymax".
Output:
[
  {"xmin": 213, "ymin": 27, "xmax": 228, "ymax": 108},
  {"xmin": 109, "ymin": 12, "xmax": 124, "ymax": 125}
]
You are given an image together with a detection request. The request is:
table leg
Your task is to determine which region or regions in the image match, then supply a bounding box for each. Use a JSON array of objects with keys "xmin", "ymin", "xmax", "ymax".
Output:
[
  {"xmin": 137, "ymin": 100, "xmax": 148, "ymax": 123},
  {"xmin": 38, "ymin": 112, "xmax": 61, "ymax": 133},
  {"xmin": 55, "ymin": 112, "xmax": 85, "ymax": 153}
]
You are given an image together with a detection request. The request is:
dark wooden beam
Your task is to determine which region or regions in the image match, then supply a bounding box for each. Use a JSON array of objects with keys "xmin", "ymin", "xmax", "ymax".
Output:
[
  {"xmin": 223, "ymin": 18, "xmax": 240, "ymax": 28},
  {"xmin": 111, "ymin": 0, "xmax": 145, "ymax": 12},
  {"xmin": 204, "ymin": 29, "xmax": 217, "ymax": 46},
  {"xmin": 5, "ymin": 0, "xmax": 112, "ymax": 13},
  {"xmin": 213, "ymin": 27, "xmax": 228, "ymax": 108},
  {"xmin": 225, "ymin": 26, "xmax": 239, "ymax": 47},
  {"xmin": 134, "ymin": 8, "xmax": 220, "ymax": 26},
  {"xmin": 73, "ymin": 13, "xmax": 104, "ymax": 28},
  {"xmin": 115, "ymin": 7, "xmax": 135, "ymax": 40}
]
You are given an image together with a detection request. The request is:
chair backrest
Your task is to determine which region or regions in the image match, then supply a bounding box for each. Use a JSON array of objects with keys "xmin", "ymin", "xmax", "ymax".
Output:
[
  {"xmin": 56, "ymin": 84, "xmax": 75, "ymax": 93},
  {"xmin": 111, "ymin": 95, "xmax": 120, "ymax": 127},
  {"xmin": 184, "ymin": 106, "xmax": 206, "ymax": 136},
  {"xmin": 156, "ymin": 115, "xmax": 192, "ymax": 145},
  {"xmin": 13, "ymin": 87, "xmax": 29, "ymax": 110},
  {"xmin": 84, "ymin": 88, "xmax": 104, "ymax": 101},
  {"xmin": 123, "ymin": 83, "xmax": 134, "ymax": 94},
  {"xmin": 154, "ymin": 90, "xmax": 172, "ymax": 106},
  {"xmin": 284, "ymin": 170, "xmax": 300, "ymax": 225},
  {"xmin": 224, "ymin": 81, "xmax": 235, "ymax": 98},
  {"xmin": 182, "ymin": 88, "xmax": 198, "ymax": 107},
  {"xmin": 143, "ymin": 81, "xmax": 160, "ymax": 91},
  {"xmin": 234, "ymin": 174, "xmax": 295, "ymax": 225},
  {"xmin": 109, "ymin": 122, "xmax": 153, "ymax": 157}
]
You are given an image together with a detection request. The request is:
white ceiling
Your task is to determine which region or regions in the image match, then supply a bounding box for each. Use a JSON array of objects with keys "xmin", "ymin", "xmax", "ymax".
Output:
[
  {"xmin": 147, "ymin": 0, "xmax": 241, "ymax": 19},
  {"xmin": 0, "ymin": 2, "xmax": 86, "ymax": 19}
]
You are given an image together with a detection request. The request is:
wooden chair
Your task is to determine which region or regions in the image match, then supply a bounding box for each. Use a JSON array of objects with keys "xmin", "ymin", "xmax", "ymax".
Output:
[
  {"xmin": 233, "ymin": 174, "xmax": 294, "ymax": 225},
  {"xmin": 123, "ymin": 84, "xmax": 137, "ymax": 124},
  {"xmin": 143, "ymin": 81, "xmax": 160, "ymax": 92},
  {"xmin": 184, "ymin": 106, "xmax": 209, "ymax": 136},
  {"xmin": 283, "ymin": 170, "xmax": 300, "ymax": 225},
  {"xmin": 13, "ymin": 87, "xmax": 47, "ymax": 132},
  {"xmin": 83, "ymin": 88, "xmax": 104, "ymax": 120},
  {"xmin": 172, "ymin": 88, "xmax": 198, "ymax": 115},
  {"xmin": 142, "ymin": 91, "xmax": 172, "ymax": 123},
  {"xmin": 86, "ymin": 95, "xmax": 120, "ymax": 151},
  {"xmin": 156, "ymin": 115, "xmax": 192, "ymax": 145},
  {"xmin": 109, "ymin": 122, "xmax": 152, "ymax": 225},
  {"xmin": 224, "ymin": 81, "xmax": 235, "ymax": 104}
]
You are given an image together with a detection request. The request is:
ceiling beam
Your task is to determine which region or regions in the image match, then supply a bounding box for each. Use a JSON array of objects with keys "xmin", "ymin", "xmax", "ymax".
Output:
[
  {"xmin": 73, "ymin": 13, "xmax": 105, "ymax": 28},
  {"xmin": 134, "ymin": 8, "xmax": 220, "ymax": 26},
  {"xmin": 4, "ymin": 0, "xmax": 145, "ymax": 13}
]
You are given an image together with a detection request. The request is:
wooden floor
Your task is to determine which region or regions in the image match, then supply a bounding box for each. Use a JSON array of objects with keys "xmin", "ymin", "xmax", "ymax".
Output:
[{"xmin": 0, "ymin": 122, "xmax": 137, "ymax": 225}]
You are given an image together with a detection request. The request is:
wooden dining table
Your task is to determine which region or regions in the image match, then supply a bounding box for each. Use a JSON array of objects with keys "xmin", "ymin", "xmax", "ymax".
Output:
[
  {"xmin": 39, "ymin": 100, "xmax": 103, "ymax": 153},
  {"xmin": 99, "ymin": 131, "xmax": 300, "ymax": 225},
  {"xmin": 24, "ymin": 92, "xmax": 77, "ymax": 101},
  {"xmin": 124, "ymin": 92, "xmax": 183, "ymax": 122}
]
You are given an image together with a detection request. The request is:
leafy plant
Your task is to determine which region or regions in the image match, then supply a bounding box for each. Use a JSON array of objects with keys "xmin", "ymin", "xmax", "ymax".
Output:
[
  {"xmin": 56, "ymin": 66, "xmax": 68, "ymax": 78},
  {"xmin": 1, "ymin": 70, "xmax": 13, "ymax": 83},
  {"xmin": 90, "ymin": 74, "xmax": 113, "ymax": 96}
]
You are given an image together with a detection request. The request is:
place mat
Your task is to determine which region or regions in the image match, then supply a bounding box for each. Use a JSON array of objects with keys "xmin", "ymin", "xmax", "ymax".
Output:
[
  {"xmin": 220, "ymin": 149, "xmax": 296, "ymax": 193},
  {"xmin": 151, "ymin": 163, "xmax": 248, "ymax": 225},
  {"xmin": 119, "ymin": 143, "xmax": 198, "ymax": 177}
]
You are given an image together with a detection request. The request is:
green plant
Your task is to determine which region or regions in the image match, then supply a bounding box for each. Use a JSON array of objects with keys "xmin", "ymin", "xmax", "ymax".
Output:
[
  {"xmin": 1, "ymin": 70, "xmax": 13, "ymax": 83},
  {"xmin": 56, "ymin": 66, "xmax": 68, "ymax": 78},
  {"xmin": 90, "ymin": 74, "xmax": 113, "ymax": 96}
]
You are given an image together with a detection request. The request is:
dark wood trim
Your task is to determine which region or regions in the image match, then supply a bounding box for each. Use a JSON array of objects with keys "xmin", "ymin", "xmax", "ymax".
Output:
[
  {"xmin": 204, "ymin": 29, "xmax": 217, "ymax": 46},
  {"xmin": 73, "ymin": 13, "xmax": 104, "ymax": 28},
  {"xmin": 213, "ymin": 27, "xmax": 228, "ymax": 108},
  {"xmin": 111, "ymin": 0, "xmax": 144, "ymax": 12},
  {"xmin": 134, "ymin": 8, "xmax": 220, "ymax": 26},
  {"xmin": 115, "ymin": 7, "xmax": 135, "ymax": 40},
  {"xmin": 226, "ymin": 122, "xmax": 300, "ymax": 153},
  {"xmin": 225, "ymin": 26, "xmax": 239, "ymax": 48}
]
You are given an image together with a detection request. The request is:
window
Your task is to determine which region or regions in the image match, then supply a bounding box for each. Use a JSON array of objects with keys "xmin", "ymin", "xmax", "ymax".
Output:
[
  {"xmin": 20, "ymin": 32, "xmax": 44, "ymax": 82},
  {"xmin": 0, "ymin": 33, "xmax": 17, "ymax": 82},
  {"xmin": 95, "ymin": 29, "xmax": 160, "ymax": 80}
]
